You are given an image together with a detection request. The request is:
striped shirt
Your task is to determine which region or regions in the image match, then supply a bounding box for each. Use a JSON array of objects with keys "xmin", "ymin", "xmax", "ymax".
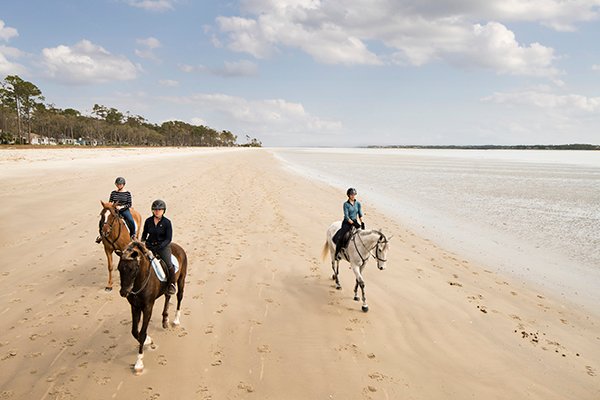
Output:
[{"xmin": 109, "ymin": 190, "xmax": 132, "ymax": 210}]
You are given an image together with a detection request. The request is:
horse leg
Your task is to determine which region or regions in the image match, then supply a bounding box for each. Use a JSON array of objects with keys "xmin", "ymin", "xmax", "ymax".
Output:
[
  {"xmin": 104, "ymin": 247, "xmax": 113, "ymax": 291},
  {"xmin": 162, "ymin": 293, "xmax": 171, "ymax": 329},
  {"xmin": 359, "ymin": 281, "xmax": 368, "ymax": 312},
  {"xmin": 134, "ymin": 304, "xmax": 154, "ymax": 374},
  {"xmin": 350, "ymin": 264, "xmax": 368, "ymax": 311},
  {"xmin": 173, "ymin": 275, "xmax": 185, "ymax": 326},
  {"xmin": 332, "ymin": 260, "xmax": 341, "ymax": 290},
  {"xmin": 131, "ymin": 304, "xmax": 141, "ymax": 341}
]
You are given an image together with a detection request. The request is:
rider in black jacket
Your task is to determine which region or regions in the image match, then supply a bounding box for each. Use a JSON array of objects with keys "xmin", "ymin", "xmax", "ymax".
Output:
[{"xmin": 141, "ymin": 199, "xmax": 176, "ymax": 295}]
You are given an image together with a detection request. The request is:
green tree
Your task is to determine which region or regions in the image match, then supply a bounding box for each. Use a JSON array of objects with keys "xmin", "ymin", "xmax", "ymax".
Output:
[{"xmin": 0, "ymin": 75, "xmax": 45, "ymax": 144}]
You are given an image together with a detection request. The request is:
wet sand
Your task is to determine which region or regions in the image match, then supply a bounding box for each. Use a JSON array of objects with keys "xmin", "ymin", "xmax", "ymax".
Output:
[{"xmin": 0, "ymin": 148, "xmax": 598, "ymax": 399}]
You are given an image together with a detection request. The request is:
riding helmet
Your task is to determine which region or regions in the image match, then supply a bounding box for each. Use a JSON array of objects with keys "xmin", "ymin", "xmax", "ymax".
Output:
[
  {"xmin": 151, "ymin": 199, "xmax": 167, "ymax": 211},
  {"xmin": 346, "ymin": 187, "xmax": 357, "ymax": 196},
  {"xmin": 115, "ymin": 177, "xmax": 126, "ymax": 185}
]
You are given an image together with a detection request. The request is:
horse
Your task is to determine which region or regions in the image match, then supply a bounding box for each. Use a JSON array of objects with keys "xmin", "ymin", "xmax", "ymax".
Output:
[
  {"xmin": 117, "ymin": 240, "xmax": 188, "ymax": 374},
  {"xmin": 98, "ymin": 200, "xmax": 142, "ymax": 291},
  {"xmin": 321, "ymin": 221, "xmax": 390, "ymax": 312}
]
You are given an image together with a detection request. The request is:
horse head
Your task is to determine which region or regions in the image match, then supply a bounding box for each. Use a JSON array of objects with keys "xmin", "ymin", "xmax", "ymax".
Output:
[
  {"xmin": 99, "ymin": 200, "xmax": 120, "ymax": 238},
  {"xmin": 374, "ymin": 231, "xmax": 390, "ymax": 270},
  {"xmin": 117, "ymin": 241, "xmax": 151, "ymax": 297}
]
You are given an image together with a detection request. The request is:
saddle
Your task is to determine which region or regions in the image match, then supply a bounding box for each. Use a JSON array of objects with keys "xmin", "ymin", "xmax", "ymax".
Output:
[
  {"xmin": 150, "ymin": 254, "xmax": 180, "ymax": 283},
  {"xmin": 333, "ymin": 226, "xmax": 359, "ymax": 255}
]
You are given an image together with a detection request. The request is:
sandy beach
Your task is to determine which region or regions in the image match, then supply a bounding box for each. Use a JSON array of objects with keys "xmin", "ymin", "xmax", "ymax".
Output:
[{"xmin": 0, "ymin": 147, "xmax": 598, "ymax": 400}]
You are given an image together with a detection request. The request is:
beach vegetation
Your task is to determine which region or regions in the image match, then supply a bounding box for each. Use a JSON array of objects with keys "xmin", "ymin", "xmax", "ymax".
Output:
[{"xmin": 0, "ymin": 75, "xmax": 261, "ymax": 147}]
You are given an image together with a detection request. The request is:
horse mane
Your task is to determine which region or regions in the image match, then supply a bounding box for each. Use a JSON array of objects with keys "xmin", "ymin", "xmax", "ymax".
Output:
[{"xmin": 122, "ymin": 240, "xmax": 152, "ymax": 260}]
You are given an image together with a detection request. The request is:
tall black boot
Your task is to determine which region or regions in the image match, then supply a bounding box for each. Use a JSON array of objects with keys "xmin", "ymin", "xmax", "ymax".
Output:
[{"xmin": 167, "ymin": 266, "xmax": 176, "ymax": 295}]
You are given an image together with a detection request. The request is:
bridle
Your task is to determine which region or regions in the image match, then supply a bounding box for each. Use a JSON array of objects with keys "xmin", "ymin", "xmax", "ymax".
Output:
[
  {"xmin": 99, "ymin": 208, "xmax": 123, "ymax": 248},
  {"xmin": 353, "ymin": 230, "xmax": 388, "ymax": 267},
  {"xmin": 123, "ymin": 251, "xmax": 152, "ymax": 296}
]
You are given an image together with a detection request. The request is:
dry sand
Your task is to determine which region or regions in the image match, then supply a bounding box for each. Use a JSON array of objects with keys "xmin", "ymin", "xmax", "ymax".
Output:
[{"xmin": 0, "ymin": 147, "xmax": 598, "ymax": 400}]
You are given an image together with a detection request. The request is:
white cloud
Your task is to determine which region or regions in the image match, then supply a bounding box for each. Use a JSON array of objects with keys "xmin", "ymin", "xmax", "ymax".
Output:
[
  {"xmin": 161, "ymin": 92, "xmax": 342, "ymax": 135},
  {"xmin": 42, "ymin": 40, "xmax": 139, "ymax": 84},
  {"xmin": 159, "ymin": 79, "xmax": 179, "ymax": 87},
  {"xmin": 483, "ymin": 89, "xmax": 600, "ymax": 112},
  {"xmin": 135, "ymin": 37, "xmax": 162, "ymax": 60},
  {"xmin": 0, "ymin": 20, "xmax": 18, "ymax": 41},
  {"xmin": 128, "ymin": 0, "xmax": 174, "ymax": 12},
  {"xmin": 212, "ymin": 0, "xmax": 586, "ymax": 76},
  {"xmin": 137, "ymin": 37, "xmax": 161, "ymax": 49},
  {"xmin": 179, "ymin": 60, "xmax": 259, "ymax": 77},
  {"xmin": 0, "ymin": 48, "xmax": 26, "ymax": 75}
]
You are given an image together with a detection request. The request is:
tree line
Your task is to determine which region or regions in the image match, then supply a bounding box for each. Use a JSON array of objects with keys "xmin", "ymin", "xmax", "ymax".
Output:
[{"xmin": 0, "ymin": 75, "xmax": 262, "ymax": 147}]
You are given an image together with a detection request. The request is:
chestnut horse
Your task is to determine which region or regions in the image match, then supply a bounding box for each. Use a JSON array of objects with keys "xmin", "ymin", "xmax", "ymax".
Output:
[
  {"xmin": 117, "ymin": 240, "xmax": 188, "ymax": 374},
  {"xmin": 98, "ymin": 200, "xmax": 142, "ymax": 291}
]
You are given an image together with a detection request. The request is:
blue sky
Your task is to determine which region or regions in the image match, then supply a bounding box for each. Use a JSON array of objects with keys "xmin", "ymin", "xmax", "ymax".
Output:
[{"xmin": 1, "ymin": 0, "xmax": 599, "ymax": 146}]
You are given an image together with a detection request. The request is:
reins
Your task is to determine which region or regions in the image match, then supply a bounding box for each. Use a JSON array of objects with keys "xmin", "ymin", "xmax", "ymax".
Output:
[
  {"xmin": 129, "ymin": 253, "xmax": 153, "ymax": 296},
  {"xmin": 353, "ymin": 230, "xmax": 388, "ymax": 266}
]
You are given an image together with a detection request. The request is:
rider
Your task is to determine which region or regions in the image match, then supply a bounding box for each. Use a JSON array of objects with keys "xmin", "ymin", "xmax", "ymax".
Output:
[
  {"xmin": 96, "ymin": 176, "xmax": 136, "ymax": 243},
  {"xmin": 334, "ymin": 187, "xmax": 365, "ymax": 260},
  {"xmin": 141, "ymin": 199, "xmax": 176, "ymax": 295}
]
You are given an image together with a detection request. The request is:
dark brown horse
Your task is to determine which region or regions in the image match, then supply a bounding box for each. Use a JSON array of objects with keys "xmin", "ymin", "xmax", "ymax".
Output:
[
  {"xmin": 98, "ymin": 200, "xmax": 142, "ymax": 291},
  {"xmin": 117, "ymin": 240, "xmax": 188, "ymax": 374}
]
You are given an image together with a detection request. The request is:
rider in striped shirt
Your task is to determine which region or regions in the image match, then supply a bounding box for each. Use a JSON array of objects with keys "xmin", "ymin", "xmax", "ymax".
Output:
[{"xmin": 110, "ymin": 177, "xmax": 136, "ymax": 239}]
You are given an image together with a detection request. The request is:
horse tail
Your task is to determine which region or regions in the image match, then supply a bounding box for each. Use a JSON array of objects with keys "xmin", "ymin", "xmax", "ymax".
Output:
[{"xmin": 321, "ymin": 240, "xmax": 330, "ymax": 261}]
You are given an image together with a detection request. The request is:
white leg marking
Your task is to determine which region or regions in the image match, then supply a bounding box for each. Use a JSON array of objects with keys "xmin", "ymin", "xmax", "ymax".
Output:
[
  {"xmin": 144, "ymin": 335, "xmax": 152, "ymax": 346},
  {"xmin": 172, "ymin": 310, "xmax": 181, "ymax": 326},
  {"xmin": 134, "ymin": 354, "xmax": 144, "ymax": 373}
]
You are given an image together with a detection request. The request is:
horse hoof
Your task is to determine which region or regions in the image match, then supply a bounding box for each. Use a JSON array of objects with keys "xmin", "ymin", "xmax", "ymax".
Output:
[
  {"xmin": 105, "ymin": 287, "xmax": 112, "ymax": 292},
  {"xmin": 336, "ymin": 285, "xmax": 342, "ymax": 290},
  {"xmin": 362, "ymin": 305, "xmax": 369, "ymax": 312},
  {"xmin": 162, "ymin": 320, "xmax": 169, "ymax": 329},
  {"xmin": 134, "ymin": 355, "xmax": 144, "ymax": 374},
  {"xmin": 353, "ymin": 296, "xmax": 360, "ymax": 301}
]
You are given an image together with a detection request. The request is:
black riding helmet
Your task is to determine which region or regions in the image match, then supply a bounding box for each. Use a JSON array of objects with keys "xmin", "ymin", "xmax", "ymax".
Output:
[
  {"xmin": 151, "ymin": 199, "xmax": 166, "ymax": 212},
  {"xmin": 115, "ymin": 177, "xmax": 126, "ymax": 185},
  {"xmin": 346, "ymin": 187, "xmax": 357, "ymax": 196}
]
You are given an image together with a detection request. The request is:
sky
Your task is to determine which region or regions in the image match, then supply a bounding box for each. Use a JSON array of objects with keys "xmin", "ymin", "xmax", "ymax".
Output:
[{"xmin": 1, "ymin": 0, "xmax": 600, "ymax": 147}]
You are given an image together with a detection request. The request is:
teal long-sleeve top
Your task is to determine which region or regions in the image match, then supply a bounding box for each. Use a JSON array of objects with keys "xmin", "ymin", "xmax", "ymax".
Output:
[{"xmin": 343, "ymin": 200, "xmax": 363, "ymax": 222}]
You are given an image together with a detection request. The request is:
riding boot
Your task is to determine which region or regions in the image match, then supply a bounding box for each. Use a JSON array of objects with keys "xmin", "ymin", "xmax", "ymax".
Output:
[{"xmin": 166, "ymin": 266, "xmax": 177, "ymax": 295}]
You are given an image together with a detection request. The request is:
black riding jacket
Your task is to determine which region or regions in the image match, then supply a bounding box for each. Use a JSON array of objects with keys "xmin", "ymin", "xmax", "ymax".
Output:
[{"xmin": 141, "ymin": 216, "xmax": 172, "ymax": 252}]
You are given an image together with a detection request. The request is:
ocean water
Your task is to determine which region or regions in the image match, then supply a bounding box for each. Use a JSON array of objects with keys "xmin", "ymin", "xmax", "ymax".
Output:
[{"xmin": 270, "ymin": 148, "xmax": 600, "ymax": 312}]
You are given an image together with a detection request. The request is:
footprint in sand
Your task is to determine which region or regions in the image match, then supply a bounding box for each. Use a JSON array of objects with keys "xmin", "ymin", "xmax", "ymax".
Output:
[
  {"xmin": 158, "ymin": 355, "xmax": 167, "ymax": 366},
  {"xmin": 257, "ymin": 345, "xmax": 270, "ymax": 353},
  {"xmin": 237, "ymin": 382, "xmax": 254, "ymax": 393}
]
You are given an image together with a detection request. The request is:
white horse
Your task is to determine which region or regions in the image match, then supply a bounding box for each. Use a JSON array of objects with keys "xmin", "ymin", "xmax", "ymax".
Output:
[{"xmin": 321, "ymin": 221, "xmax": 390, "ymax": 312}]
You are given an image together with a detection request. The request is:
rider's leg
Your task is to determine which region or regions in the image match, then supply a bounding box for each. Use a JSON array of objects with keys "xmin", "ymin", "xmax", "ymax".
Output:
[
  {"xmin": 157, "ymin": 246, "xmax": 176, "ymax": 295},
  {"xmin": 335, "ymin": 221, "xmax": 352, "ymax": 260},
  {"xmin": 120, "ymin": 209, "xmax": 136, "ymax": 239}
]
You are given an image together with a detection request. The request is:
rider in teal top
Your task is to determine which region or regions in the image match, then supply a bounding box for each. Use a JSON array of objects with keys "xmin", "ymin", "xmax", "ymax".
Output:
[{"xmin": 334, "ymin": 188, "xmax": 365, "ymax": 260}]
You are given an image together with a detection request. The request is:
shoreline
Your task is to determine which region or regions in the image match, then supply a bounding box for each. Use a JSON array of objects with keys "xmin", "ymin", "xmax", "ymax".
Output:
[
  {"xmin": 0, "ymin": 148, "xmax": 598, "ymax": 399},
  {"xmin": 270, "ymin": 147, "xmax": 600, "ymax": 317}
]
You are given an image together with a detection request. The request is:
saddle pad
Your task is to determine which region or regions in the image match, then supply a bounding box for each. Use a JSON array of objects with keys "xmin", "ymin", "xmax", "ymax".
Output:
[{"xmin": 151, "ymin": 255, "xmax": 180, "ymax": 282}]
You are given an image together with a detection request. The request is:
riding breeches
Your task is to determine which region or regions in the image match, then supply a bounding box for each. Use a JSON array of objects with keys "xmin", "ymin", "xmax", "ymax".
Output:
[{"xmin": 120, "ymin": 209, "xmax": 136, "ymax": 236}]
